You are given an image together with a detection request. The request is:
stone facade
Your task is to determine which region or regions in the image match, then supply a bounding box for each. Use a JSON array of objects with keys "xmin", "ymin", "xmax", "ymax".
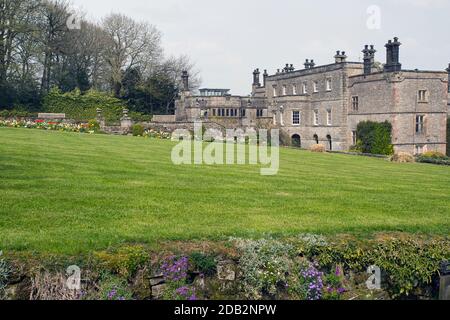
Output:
[{"xmin": 175, "ymin": 38, "xmax": 449, "ymax": 154}]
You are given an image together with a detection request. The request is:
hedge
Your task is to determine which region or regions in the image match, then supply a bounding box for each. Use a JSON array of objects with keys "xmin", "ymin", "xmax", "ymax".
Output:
[
  {"xmin": 355, "ymin": 121, "xmax": 394, "ymax": 155},
  {"xmin": 42, "ymin": 88, "xmax": 126, "ymax": 123},
  {"xmin": 447, "ymin": 117, "xmax": 450, "ymax": 157}
]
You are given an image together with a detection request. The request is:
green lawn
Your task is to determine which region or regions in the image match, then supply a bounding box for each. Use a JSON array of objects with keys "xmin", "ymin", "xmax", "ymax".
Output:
[{"xmin": 0, "ymin": 127, "xmax": 449, "ymax": 254}]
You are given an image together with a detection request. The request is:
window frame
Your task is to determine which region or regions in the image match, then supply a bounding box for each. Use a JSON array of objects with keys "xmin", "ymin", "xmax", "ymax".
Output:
[
  {"xmin": 292, "ymin": 110, "xmax": 301, "ymax": 126},
  {"xmin": 313, "ymin": 109, "xmax": 319, "ymax": 126},
  {"xmin": 326, "ymin": 78, "xmax": 332, "ymax": 91},
  {"xmin": 327, "ymin": 109, "xmax": 332, "ymax": 126},
  {"xmin": 415, "ymin": 115, "xmax": 425, "ymax": 134},
  {"xmin": 313, "ymin": 81, "xmax": 319, "ymax": 93},
  {"xmin": 418, "ymin": 90, "xmax": 428, "ymax": 103},
  {"xmin": 302, "ymin": 82, "xmax": 308, "ymax": 94},
  {"xmin": 352, "ymin": 96, "xmax": 359, "ymax": 112}
]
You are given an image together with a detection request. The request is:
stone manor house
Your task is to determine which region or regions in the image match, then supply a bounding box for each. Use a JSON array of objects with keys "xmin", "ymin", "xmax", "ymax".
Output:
[{"xmin": 175, "ymin": 38, "xmax": 450, "ymax": 154}]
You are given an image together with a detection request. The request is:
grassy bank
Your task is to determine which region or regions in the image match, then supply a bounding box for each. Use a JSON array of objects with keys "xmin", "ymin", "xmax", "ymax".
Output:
[{"xmin": 0, "ymin": 128, "xmax": 449, "ymax": 254}]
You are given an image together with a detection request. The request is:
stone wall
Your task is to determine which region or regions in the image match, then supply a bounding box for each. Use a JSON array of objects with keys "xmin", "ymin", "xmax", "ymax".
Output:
[{"xmin": 348, "ymin": 71, "xmax": 448, "ymax": 154}]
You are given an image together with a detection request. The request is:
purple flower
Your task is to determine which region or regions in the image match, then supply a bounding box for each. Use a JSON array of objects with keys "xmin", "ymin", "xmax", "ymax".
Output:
[{"xmin": 335, "ymin": 267, "xmax": 341, "ymax": 276}]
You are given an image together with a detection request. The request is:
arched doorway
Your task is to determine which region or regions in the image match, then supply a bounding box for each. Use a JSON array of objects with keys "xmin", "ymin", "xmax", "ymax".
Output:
[
  {"xmin": 313, "ymin": 134, "xmax": 319, "ymax": 145},
  {"xmin": 292, "ymin": 134, "xmax": 301, "ymax": 148},
  {"xmin": 326, "ymin": 135, "xmax": 332, "ymax": 151}
]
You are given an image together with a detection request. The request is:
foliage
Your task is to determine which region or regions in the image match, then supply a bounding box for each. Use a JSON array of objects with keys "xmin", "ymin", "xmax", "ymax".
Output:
[
  {"xmin": 0, "ymin": 109, "xmax": 36, "ymax": 118},
  {"xmin": 0, "ymin": 119, "xmax": 92, "ymax": 133},
  {"xmin": 235, "ymin": 239, "xmax": 296, "ymax": 299},
  {"xmin": 143, "ymin": 128, "xmax": 172, "ymax": 140},
  {"xmin": 416, "ymin": 151, "xmax": 450, "ymax": 166},
  {"xmin": 447, "ymin": 118, "xmax": 450, "ymax": 157},
  {"xmin": 160, "ymin": 256, "xmax": 197, "ymax": 300},
  {"xmin": 93, "ymin": 246, "xmax": 149, "ymax": 278},
  {"xmin": 43, "ymin": 88, "xmax": 127, "ymax": 122},
  {"xmin": 132, "ymin": 124, "xmax": 144, "ymax": 137},
  {"xmin": 356, "ymin": 121, "xmax": 394, "ymax": 155},
  {"xmin": 88, "ymin": 120, "xmax": 100, "ymax": 133},
  {"xmin": 415, "ymin": 157, "xmax": 450, "ymax": 166},
  {"xmin": 288, "ymin": 260, "xmax": 324, "ymax": 300},
  {"xmin": 322, "ymin": 266, "xmax": 347, "ymax": 300},
  {"xmin": 189, "ymin": 252, "xmax": 217, "ymax": 276},
  {"xmin": 0, "ymin": 251, "xmax": 10, "ymax": 298},
  {"xmin": 94, "ymin": 274, "xmax": 134, "ymax": 301},
  {"xmin": 421, "ymin": 151, "xmax": 447, "ymax": 159},
  {"xmin": 299, "ymin": 238, "xmax": 450, "ymax": 298}
]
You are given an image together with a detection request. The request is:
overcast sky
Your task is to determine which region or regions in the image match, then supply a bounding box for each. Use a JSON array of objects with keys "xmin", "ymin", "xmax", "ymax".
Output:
[{"xmin": 71, "ymin": 0, "xmax": 450, "ymax": 95}]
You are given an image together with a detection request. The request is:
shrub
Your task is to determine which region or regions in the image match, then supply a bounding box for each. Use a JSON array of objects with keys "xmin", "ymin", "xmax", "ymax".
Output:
[
  {"xmin": 356, "ymin": 121, "xmax": 394, "ymax": 155},
  {"xmin": 93, "ymin": 245, "xmax": 149, "ymax": 278},
  {"xmin": 88, "ymin": 119, "xmax": 100, "ymax": 132},
  {"xmin": 391, "ymin": 152, "xmax": 415, "ymax": 163},
  {"xmin": 95, "ymin": 274, "xmax": 133, "ymax": 300},
  {"xmin": 0, "ymin": 109, "xmax": 35, "ymax": 118},
  {"xmin": 132, "ymin": 124, "xmax": 144, "ymax": 137},
  {"xmin": 160, "ymin": 256, "xmax": 197, "ymax": 300},
  {"xmin": 310, "ymin": 144, "xmax": 326, "ymax": 153},
  {"xmin": 421, "ymin": 151, "xmax": 447, "ymax": 160},
  {"xmin": 0, "ymin": 251, "xmax": 10, "ymax": 298},
  {"xmin": 416, "ymin": 156, "xmax": 450, "ymax": 166},
  {"xmin": 447, "ymin": 117, "xmax": 450, "ymax": 156},
  {"xmin": 235, "ymin": 239, "xmax": 296, "ymax": 299},
  {"xmin": 301, "ymin": 237, "xmax": 450, "ymax": 298},
  {"xmin": 43, "ymin": 88, "xmax": 126, "ymax": 122},
  {"xmin": 416, "ymin": 151, "xmax": 450, "ymax": 166},
  {"xmin": 288, "ymin": 260, "xmax": 324, "ymax": 300},
  {"xmin": 190, "ymin": 252, "xmax": 216, "ymax": 276},
  {"xmin": 322, "ymin": 266, "xmax": 347, "ymax": 300}
]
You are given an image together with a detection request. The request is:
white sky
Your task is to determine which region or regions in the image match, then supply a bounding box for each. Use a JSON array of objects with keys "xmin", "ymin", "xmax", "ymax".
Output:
[{"xmin": 71, "ymin": 0, "xmax": 450, "ymax": 95}]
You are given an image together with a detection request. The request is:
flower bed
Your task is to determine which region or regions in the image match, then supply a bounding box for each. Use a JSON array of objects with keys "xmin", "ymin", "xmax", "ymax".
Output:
[
  {"xmin": 0, "ymin": 119, "xmax": 92, "ymax": 133},
  {"xmin": 0, "ymin": 119, "xmax": 173, "ymax": 140}
]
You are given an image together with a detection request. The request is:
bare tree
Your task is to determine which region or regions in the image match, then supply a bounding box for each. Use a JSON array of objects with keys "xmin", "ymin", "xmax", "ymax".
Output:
[
  {"xmin": 101, "ymin": 13, "xmax": 162, "ymax": 97},
  {"xmin": 0, "ymin": 0, "xmax": 41, "ymax": 84},
  {"xmin": 38, "ymin": 0, "xmax": 70, "ymax": 94},
  {"xmin": 156, "ymin": 55, "xmax": 201, "ymax": 113}
]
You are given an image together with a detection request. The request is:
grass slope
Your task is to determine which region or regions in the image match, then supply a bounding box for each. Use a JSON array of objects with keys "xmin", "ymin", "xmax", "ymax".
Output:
[{"xmin": 0, "ymin": 128, "xmax": 449, "ymax": 254}]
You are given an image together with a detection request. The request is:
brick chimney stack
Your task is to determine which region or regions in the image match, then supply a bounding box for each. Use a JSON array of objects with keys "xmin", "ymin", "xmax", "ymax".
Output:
[{"xmin": 384, "ymin": 37, "xmax": 402, "ymax": 73}]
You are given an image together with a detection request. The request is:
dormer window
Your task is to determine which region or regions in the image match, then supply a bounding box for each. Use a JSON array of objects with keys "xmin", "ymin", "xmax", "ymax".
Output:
[
  {"xmin": 292, "ymin": 85, "xmax": 297, "ymax": 95},
  {"xmin": 282, "ymin": 85, "xmax": 287, "ymax": 96}
]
